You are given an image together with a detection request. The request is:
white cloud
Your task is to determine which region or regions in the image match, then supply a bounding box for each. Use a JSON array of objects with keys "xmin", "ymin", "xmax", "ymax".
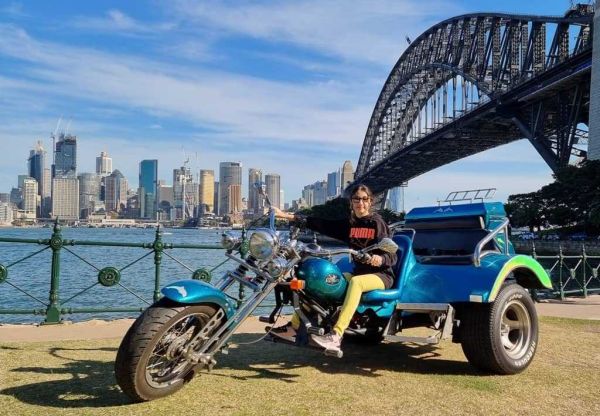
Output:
[
  {"xmin": 71, "ymin": 9, "xmax": 176, "ymax": 36},
  {"xmin": 0, "ymin": 24, "xmax": 372, "ymax": 148},
  {"xmin": 171, "ymin": 0, "xmax": 461, "ymax": 66}
]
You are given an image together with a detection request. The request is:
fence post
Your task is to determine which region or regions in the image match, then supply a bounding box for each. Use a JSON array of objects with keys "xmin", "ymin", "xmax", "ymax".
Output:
[
  {"xmin": 559, "ymin": 244, "xmax": 565, "ymax": 301},
  {"xmin": 153, "ymin": 226, "xmax": 164, "ymax": 302},
  {"xmin": 582, "ymin": 244, "xmax": 588, "ymax": 298},
  {"xmin": 45, "ymin": 220, "xmax": 63, "ymax": 324}
]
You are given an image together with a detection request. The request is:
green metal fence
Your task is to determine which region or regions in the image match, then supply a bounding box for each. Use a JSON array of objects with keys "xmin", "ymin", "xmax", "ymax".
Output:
[
  {"xmin": 528, "ymin": 243, "xmax": 600, "ymax": 300},
  {"xmin": 0, "ymin": 222, "xmax": 235, "ymax": 324},
  {"xmin": 2, "ymin": 225, "xmax": 598, "ymax": 324}
]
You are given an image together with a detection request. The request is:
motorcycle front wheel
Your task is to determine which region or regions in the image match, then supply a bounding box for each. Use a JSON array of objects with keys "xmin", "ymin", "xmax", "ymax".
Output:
[{"xmin": 115, "ymin": 300, "xmax": 223, "ymax": 402}]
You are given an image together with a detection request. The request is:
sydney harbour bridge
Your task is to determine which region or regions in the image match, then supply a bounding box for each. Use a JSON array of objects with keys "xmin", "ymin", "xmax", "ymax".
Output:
[{"xmin": 350, "ymin": 4, "xmax": 597, "ymax": 200}]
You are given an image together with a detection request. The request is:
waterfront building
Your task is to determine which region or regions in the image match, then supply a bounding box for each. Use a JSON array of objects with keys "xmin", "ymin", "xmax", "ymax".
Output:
[
  {"xmin": 10, "ymin": 187, "xmax": 22, "ymax": 208},
  {"xmin": 78, "ymin": 172, "xmax": 100, "ymax": 218},
  {"xmin": 51, "ymin": 177, "xmax": 79, "ymax": 220},
  {"xmin": 28, "ymin": 141, "xmax": 46, "ymax": 204},
  {"xmin": 213, "ymin": 181, "xmax": 219, "ymax": 215},
  {"xmin": 42, "ymin": 168, "xmax": 51, "ymax": 217},
  {"xmin": 340, "ymin": 160, "xmax": 354, "ymax": 192},
  {"xmin": 104, "ymin": 170, "xmax": 128, "ymax": 213},
  {"xmin": 312, "ymin": 181, "xmax": 327, "ymax": 206},
  {"xmin": 157, "ymin": 183, "xmax": 174, "ymax": 218},
  {"xmin": 17, "ymin": 175, "xmax": 29, "ymax": 189},
  {"xmin": 199, "ymin": 170, "xmax": 215, "ymax": 214},
  {"xmin": 0, "ymin": 193, "xmax": 8, "ymax": 203},
  {"xmin": 385, "ymin": 186, "xmax": 402, "ymax": 213},
  {"xmin": 53, "ymin": 133, "xmax": 77, "ymax": 178},
  {"xmin": 301, "ymin": 180, "xmax": 327, "ymax": 208},
  {"xmin": 139, "ymin": 160, "xmax": 158, "ymax": 219},
  {"xmin": 173, "ymin": 166, "xmax": 196, "ymax": 219},
  {"xmin": 22, "ymin": 177, "xmax": 38, "ymax": 216},
  {"xmin": 327, "ymin": 171, "xmax": 340, "ymax": 198},
  {"xmin": 219, "ymin": 162, "xmax": 242, "ymax": 215},
  {"xmin": 96, "ymin": 151, "xmax": 112, "ymax": 177},
  {"xmin": 0, "ymin": 202, "xmax": 13, "ymax": 225},
  {"xmin": 248, "ymin": 168, "xmax": 262, "ymax": 213},
  {"xmin": 265, "ymin": 173, "xmax": 280, "ymax": 211},
  {"xmin": 227, "ymin": 184, "xmax": 242, "ymax": 213}
]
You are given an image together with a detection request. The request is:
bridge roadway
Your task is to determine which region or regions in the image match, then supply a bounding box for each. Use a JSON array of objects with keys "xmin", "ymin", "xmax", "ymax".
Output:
[{"xmin": 354, "ymin": 49, "xmax": 592, "ymax": 196}]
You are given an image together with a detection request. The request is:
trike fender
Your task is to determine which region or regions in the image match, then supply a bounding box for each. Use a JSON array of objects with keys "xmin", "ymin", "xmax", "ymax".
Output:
[{"xmin": 161, "ymin": 279, "xmax": 235, "ymax": 318}]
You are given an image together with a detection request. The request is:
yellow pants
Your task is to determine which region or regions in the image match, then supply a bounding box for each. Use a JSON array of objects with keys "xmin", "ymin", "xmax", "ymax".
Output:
[{"xmin": 291, "ymin": 273, "xmax": 384, "ymax": 337}]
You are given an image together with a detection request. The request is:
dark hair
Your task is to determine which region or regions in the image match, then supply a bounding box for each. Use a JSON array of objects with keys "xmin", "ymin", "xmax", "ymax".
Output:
[
  {"xmin": 349, "ymin": 184, "xmax": 374, "ymax": 222},
  {"xmin": 350, "ymin": 184, "xmax": 373, "ymax": 200}
]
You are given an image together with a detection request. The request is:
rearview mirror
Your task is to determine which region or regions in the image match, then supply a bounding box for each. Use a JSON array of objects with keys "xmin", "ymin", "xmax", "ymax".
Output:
[{"xmin": 376, "ymin": 238, "xmax": 398, "ymax": 254}]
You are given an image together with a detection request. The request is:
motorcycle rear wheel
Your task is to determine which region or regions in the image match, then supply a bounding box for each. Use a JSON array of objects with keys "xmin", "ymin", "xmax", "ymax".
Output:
[{"xmin": 115, "ymin": 300, "xmax": 222, "ymax": 402}]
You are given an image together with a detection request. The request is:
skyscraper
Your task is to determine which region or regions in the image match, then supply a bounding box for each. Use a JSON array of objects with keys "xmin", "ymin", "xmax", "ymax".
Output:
[
  {"xmin": 173, "ymin": 166, "xmax": 196, "ymax": 219},
  {"xmin": 51, "ymin": 177, "xmax": 79, "ymax": 220},
  {"xmin": 139, "ymin": 160, "xmax": 158, "ymax": 219},
  {"xmin": 78, "ymin": 172, "xmax": 100, "ymax": 218},
  {"xmin": 28, "ymin": 141, "xmax": 45, "ymax": 200},
  {"xmin": 199, "ymin": 170, "xmax": 215, "ymax": 214},
  {"xmin": 96, "ymin": 151, "xmax": 113, "ymax": 177},
  {"xmin": 248, "ymin": 168, "xmax": 263, "ymax": 214},
  {"xmin": 219, "ymin": 162, "xmax": 242, "ymax": 215},
  {"xmin": 22, "ymin": 177, "xmax": 38, "ymax": 215},
  {"xmin": 53, "ymin": 133, "xmax": 77, "ymax": 178},
  {"xmin": 105, "ymin": 170, "xmax": 128, "ymax": 213},
  {"xmin": 327, "ymin": 170, "xmax": 340, "ymax": 198},
  {"xmin": 340, "ymin": 160, "xmax": 354, "ymax": 192},
  {"xmin": 265, "ymin": 173, "xmax": 280, "ymax": 210}
]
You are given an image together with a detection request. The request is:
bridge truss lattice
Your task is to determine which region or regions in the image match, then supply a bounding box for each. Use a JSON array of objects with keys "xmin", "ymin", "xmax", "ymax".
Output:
[{"xmin": 355, "ymin": 4, "xmax": 595, "ymax": 196}]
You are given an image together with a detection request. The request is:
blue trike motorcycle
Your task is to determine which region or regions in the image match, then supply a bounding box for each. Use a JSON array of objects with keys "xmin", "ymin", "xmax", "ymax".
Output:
[{"xmin": 115, "ymin": 198, "xmax": 552, "ymax": 402}]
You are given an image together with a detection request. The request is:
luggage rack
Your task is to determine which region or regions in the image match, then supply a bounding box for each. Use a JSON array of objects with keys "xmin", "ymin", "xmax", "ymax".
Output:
[{"xmin": 441, "ymin": 188, "xmax": 496, "ymax": 205}]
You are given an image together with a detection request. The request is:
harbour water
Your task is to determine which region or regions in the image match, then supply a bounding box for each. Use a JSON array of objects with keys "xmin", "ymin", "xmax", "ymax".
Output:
[{"xmin": 0, "ymin": 227, "xmax": 288, "ymax": 324}]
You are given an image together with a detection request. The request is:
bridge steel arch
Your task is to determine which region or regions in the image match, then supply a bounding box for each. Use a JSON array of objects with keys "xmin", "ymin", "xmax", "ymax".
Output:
[{"xmin": 353, "ymin": 5, "xmax": 595, "ymax": 198}]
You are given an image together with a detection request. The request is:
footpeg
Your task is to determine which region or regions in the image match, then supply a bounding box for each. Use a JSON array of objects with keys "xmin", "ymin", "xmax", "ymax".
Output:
[
  {"xmin": 306, "ymin": 326, "xmax": 325, "ymax": 335},
  {"xmin": 258, "ymin": 315, "xmax": 272, "ymax": 323},
  {"xmin": 324, "ymin": 349, "xmax": 343, "ymax": 358}
]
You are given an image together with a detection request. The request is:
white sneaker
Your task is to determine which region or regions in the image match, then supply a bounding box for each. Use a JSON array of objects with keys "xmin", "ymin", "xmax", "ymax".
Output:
[{"xmin": 311, "ymin": 332, "xmax": 342, "ymax": 352}]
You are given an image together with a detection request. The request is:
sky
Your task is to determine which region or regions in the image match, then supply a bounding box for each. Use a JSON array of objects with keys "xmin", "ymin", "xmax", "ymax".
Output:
[{"xmin": 0, "ymin": 0, "xmax": 590, "ymax": 210}]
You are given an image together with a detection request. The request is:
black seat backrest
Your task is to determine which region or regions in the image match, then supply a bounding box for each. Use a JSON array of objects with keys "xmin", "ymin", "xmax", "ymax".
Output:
[{"xmin": 406, "ymin": 215, "xmax": 495, "ymax": 257}]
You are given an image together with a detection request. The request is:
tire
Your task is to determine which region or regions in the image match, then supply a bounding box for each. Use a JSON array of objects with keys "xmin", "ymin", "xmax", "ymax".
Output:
[
  {"xmin": 460, "ymin": 283, "xmax": 538, "ymax": 374},
  {"xmin": 115, "ymin": 300, "xmax": 223, "ymax": 402}
]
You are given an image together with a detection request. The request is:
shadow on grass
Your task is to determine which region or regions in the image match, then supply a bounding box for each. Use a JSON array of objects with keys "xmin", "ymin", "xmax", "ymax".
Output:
[
  {"xmin": 0, "ymin": 346, "xmax": 129, "ymax": 408},
  {"xmin": 0, "ymin": 333, "xmax": 479, "ymax": 408},
  {"xmin": 213, "ymin": 333, "xmax": 480, "ymax": 382}
]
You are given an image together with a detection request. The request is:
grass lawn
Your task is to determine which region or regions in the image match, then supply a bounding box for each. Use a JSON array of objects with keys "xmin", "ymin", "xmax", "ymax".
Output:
[{"xmin": 1, "ymin": 317, "xmax": 599, "ymax": 416}]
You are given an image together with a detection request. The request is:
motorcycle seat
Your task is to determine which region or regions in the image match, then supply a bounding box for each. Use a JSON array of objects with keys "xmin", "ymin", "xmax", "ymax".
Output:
[{"xmin": 360, "ymin": 234, "xmax": 412, "ymax": 304}]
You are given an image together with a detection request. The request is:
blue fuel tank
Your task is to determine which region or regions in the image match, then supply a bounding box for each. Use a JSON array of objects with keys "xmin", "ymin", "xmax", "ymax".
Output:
[{"xmin": 296, "ymin": 258, "xmax": 348, "ymax": 304}]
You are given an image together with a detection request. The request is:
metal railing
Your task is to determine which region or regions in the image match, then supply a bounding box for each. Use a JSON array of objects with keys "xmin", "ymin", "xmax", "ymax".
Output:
[
  {"xmin": 0, "ymin": 222, "xmax": 242, "ymax": 324},
  {"xmin": 522, "ymin": 243, "xmax": 600, "ymax": 300}
]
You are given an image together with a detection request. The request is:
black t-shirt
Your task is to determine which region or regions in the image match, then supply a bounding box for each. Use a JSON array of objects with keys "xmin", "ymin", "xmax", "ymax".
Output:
[{"xmin": 299, "ymin": 212, "xmax": 397, "ymax": 288}]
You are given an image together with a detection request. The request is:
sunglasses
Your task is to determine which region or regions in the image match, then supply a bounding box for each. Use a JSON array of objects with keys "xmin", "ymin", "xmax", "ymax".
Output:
[{"xmin": 351, "ymin": 196, "xmax": 370, "ymax": 203}]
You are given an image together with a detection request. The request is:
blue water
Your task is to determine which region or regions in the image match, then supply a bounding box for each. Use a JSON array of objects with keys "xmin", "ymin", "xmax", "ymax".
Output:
[{"xmin": 0, "ymin": 227, "xmax": 287, "ymax": 324}]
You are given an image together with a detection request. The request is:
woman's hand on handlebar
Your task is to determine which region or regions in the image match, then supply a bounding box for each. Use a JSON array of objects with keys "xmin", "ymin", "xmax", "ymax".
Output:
[
  {"xmin": 369, "ymin": 254, "xmax": 383, "ymax": 267},
  {"xmin": 272, "ymin": 207, "xmax": 294, "ymax": 221}
]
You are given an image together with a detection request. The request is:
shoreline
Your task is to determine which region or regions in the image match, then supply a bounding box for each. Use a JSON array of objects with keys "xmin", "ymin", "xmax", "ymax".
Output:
[{"xmin": 1, "ymin": 295, "xmax": 599, "ymax": 343}]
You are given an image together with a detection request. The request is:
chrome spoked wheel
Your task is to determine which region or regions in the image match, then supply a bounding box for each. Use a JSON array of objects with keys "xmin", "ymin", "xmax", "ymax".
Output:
[
  {"xmin": 499, "ymin": 299, "xmax": 532, "ymax": 360},
  {"xmin": 145, "ymin": 312, "xmax": 209, "ymax": 388},
  {"xmin": 115, "ymin": 302, "xmax": 222, "ymax": 402}
]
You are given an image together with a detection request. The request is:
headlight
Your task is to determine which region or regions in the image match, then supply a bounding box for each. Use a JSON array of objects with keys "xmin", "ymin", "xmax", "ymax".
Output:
[
  {"xmin": 221, "ymin": 231, "xmax": 240, "ymax": 251},
  {"xmin": 249, "ymin": 229, "xmax": 279, "ymax": 260},
  {"xmin": 267, "ymin": 257, "xmax": 287, "ymax": 278}
]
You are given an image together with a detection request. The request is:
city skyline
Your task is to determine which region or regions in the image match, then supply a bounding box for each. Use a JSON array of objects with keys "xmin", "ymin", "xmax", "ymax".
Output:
[{"xmin": 0, "ymin": 1, "xmax": 582, "ymax": 210}]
